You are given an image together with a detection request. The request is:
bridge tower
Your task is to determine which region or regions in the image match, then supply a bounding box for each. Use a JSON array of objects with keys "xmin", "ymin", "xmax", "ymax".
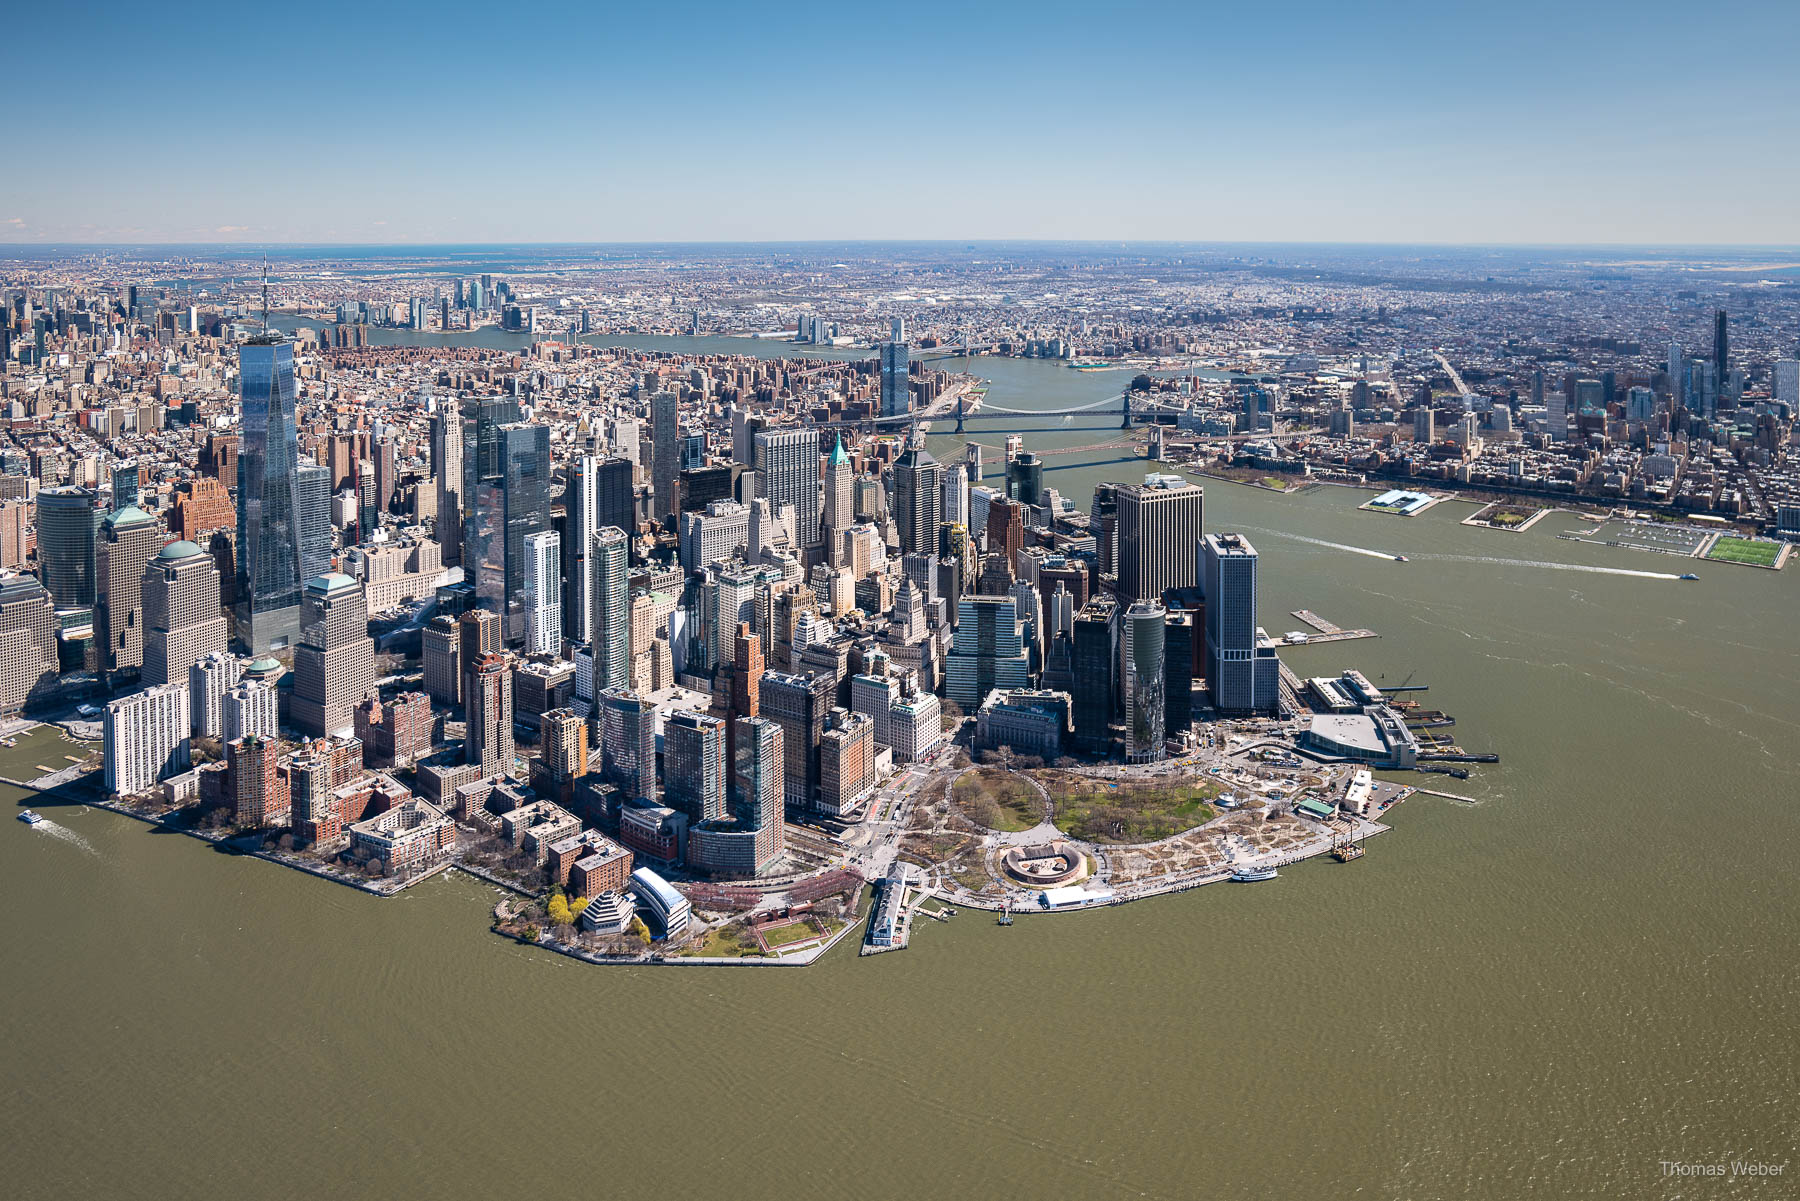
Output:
[
  {"xmin": 954, "ymin": 393, "xmax": 965, "ymax": 434},
  {"xmin": 1121, "ymin": 388, "xmax": 1133, "ymax": 429}
]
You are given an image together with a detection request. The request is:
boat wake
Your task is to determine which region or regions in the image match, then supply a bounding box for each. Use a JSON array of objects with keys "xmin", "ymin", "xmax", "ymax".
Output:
[
  {"xmin": 31, "ymin": 817, "xmax": 102, "ymax": 857},
  {"xmin": 1410, "ymin": 553, "xmax": 1682, "ymax": 580},
  {"xmin": 1240, "ymin": 528, "xmax": 1395, "ymax": 560},
  {"xmin": 1242, "ymin": 527, "xmax": 1682, "ymax": 580}
]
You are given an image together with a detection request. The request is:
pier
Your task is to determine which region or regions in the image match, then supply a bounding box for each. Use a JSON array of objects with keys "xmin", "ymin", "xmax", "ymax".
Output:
[{"xmin": 1288, "ymin": 610, "xmax": 1379, "ymax": 644}]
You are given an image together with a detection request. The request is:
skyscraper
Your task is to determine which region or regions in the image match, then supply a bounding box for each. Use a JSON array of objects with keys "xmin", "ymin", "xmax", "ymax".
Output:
[
  {"xmin": 290, "ymin": 572, "xmax": 376, "ymax": 739},
  {"xmin": 562, "ymin": 455, "xmax": 600, "ymax": 644},
  {"xmin": 37, "ymin": 486, "xmax": 100, "ymax": 612},
  {"xmin": 431, "ymin": 408, "xmax": 463, "ymax": 566},
  {"xmin": 1713, "ymin": 308, "xmax": 1729, "ymax": 391},
  {"xmin": 944, "ymin": 595, "xmax": 1031, "ymax": 707},
  {"xmin": 522, "ymin": 530, "xmax": 561, "ymax": 656},
  {"xmin": 651, "ymin": 390, "xmax": 679, "ymax": 523},
  {"xmin": 96, "ymin": 503, "xmax": 160, "ymax": 687},
  {"xmin": 761, "ymin": 669, "xmax": 831, "ymax": 814},
  {"xmin": 1070, "ymin": 594, "xmax": 1117, "ymax": 753},
  {"xmin": 822, "ymin": 435, "xmax": 853, "ymax": 557},
  {"xmin": 879, "ymin": 339, "xmax": 910, "ymax": 418},
  {"xmin": 296, "ymin": 462, "xmax": 332, "ymax": 586},
  {"xmin": 1202, "ymin": 533, "xmax": 1277, "ymax": 715},
  {"xmin": 599, "ymin": 686, "xmax": 657, "ymax": 803},
  {"xmin": 1123, "ymin": 600, "xmax": 1167, "ymax": 763},
  {"xmin": 466, "ymin": 653, "xmax": 514, "ymax": 779},
  {"xmin": 466, "ymin": 416, "xmax": 550, "ymax": 646},
  {"xmin": 104, "ymin": 682, "xmax": 190, "ymax": 796},
  {"xmin": 236, "ymin": 338, "xmax": 304, "ymax": 652},
  {"xmin": 664, "ymin": 709, "xmax": 727, "ymax": 823},
  {"xmin": 592, "ymin": 525, "xmax": 630, "ymax": 693},
  {"xmin": 1115, "ymin": 476, "xmax": 1203, "ymax": 607},
  {"xmin": 892, "ymin": 445, "xmax": 942, "ymax": 558},
  {"xmin": 754, "ymin": 428, "xmax": 822, "ymax": 551},
  {"xmin": 0, "ymin": 573, "xmax": 56, "ymax": 715}
]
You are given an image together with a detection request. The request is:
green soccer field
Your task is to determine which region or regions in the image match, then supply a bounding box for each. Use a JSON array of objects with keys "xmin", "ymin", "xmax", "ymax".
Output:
[{"xmin": 1705, "ymin": 537, "xmax": 1780, "ymax": 566}]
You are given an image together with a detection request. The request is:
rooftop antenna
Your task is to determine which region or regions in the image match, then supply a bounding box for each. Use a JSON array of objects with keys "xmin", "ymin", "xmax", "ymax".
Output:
[{"xmin": 260, "ymin": 254, "xmax": 270, "ymax": 335}]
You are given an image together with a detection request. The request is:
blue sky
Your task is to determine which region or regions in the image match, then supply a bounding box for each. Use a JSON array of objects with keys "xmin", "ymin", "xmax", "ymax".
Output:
[{"xmin": 3, "ymin": 1, "xmax": 1796, "ymax": 244}]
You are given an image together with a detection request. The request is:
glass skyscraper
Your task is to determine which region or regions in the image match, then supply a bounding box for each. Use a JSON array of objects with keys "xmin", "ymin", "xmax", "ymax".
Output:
[
  {"xmin": 464, "ymin": 411, "xmax": 549, "ymax": 647},
  {"xmin": 880, "ymin": 339, "xmax": 910, "ymax": 417},
  {"xmin": 236, "ymin": 338, "xmax": 304, "ymax": 652},
  {"xmin": 37, "ymin": 486, "xmax": 101, "ymax": 612}
]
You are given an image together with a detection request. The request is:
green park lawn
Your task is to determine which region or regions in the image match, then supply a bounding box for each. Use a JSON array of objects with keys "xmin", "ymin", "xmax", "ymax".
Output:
[{"xmin": 1706, "ymin": 536, "xmax": 1779, "ymax": 567}]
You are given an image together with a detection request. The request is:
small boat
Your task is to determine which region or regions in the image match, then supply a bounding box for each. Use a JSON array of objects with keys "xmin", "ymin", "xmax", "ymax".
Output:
[
  {"xmin": 1231, "ymin": 865, "xmax": 1278, "ymax": 882},
  {"xmin": 1678, "ymin": 573, "xmax": 1699, "ymax": 581},
  {"xmin": 19, "ymin": 809, "xmax": 45, "ymax": 825},
  {"xmin": 1394, "ymin": 555, "xmax": 1409, "ymax": 563}
]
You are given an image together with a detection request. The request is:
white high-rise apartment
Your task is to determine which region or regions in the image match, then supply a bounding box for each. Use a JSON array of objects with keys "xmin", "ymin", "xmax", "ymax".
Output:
[
  {"xmin": 104, "ymin": 682, "xmax": 192, "ymax": 796},
  {"xmin": 523, "ymin": 530, "xmax": 561, "ymax": 656}
]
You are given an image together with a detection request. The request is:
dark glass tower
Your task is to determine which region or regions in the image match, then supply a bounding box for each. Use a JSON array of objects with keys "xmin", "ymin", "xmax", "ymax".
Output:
[
  {"xmin": 235, "ymin": 338, "xmax": 304, "ymax": 652},
  {"xmin": 466, "ymin": 417, "xmax": 550, "ymax": 646},
  {"xmin": 879, "ymin": 340, "xmax": 910, "ymax": 417},
  {"xmin": 36, "ymin": 486, "xmax": 100, "ymax": 612}
]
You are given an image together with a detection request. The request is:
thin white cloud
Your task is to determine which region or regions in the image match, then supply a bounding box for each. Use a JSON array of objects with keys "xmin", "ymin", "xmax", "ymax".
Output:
[{"xmin": 2, "ymin": 217, "xmax": 24, "ymax": 227}]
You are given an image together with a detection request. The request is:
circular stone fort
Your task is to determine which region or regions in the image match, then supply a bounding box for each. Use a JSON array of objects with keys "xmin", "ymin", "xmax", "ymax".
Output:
[{"xmin": 999, "ymin": 840, "xmax": 1089, "ymax": 888}]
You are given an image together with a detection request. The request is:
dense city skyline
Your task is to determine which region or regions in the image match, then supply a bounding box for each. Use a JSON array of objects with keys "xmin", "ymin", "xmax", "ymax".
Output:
[{"xmin": 5, "ymin": 2, "xmax": 1798, "ymax": 244}]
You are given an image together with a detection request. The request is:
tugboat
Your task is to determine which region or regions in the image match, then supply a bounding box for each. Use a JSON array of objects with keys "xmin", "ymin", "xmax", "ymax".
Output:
[
  {"xmin": 18, "ymin": 809, "xmax": 45, "ymax": 825},
  {"xmin": 1231, "ymin": 865, "xmax": 1279, "ymax": 882},
  {"xmin": 1678, "ymin": 573, "xmax": 1699, "ymax": 581}
]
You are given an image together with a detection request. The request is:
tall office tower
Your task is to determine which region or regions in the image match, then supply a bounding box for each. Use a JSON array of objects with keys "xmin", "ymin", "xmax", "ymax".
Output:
[
  {"xmin": 458, "ymin": 608, "xmax": 502, "ymax": 704},
  {"xmin": 665, "ymin": 709, "xmax": 728, "ymax": 823},
  {"xmin": 754, "ymin": 428, "xmax": 822, "ymax": 551},
  {"xmin": 819, "ymin": 709, "xmax": 874, "ymax": 817},
  {"xmin": 1713, "ymin": 309, "xmax": 1729, "ymax": 390},
  {"xmin": 964, "ymin": 441, "xmax": 983, "ymax": 483},
  {"xmin": 761, "ymin": 670, "xmax": 831, "ymax": 814},
  {"xmin": 944, "ymin": 595, "xmax": 1031, "ymax": 707},
  {"xmin": 431, "ymin": 409, "xmax": 463, "ymax": 566},
  {"xmin": 1089, "ymin": 483, "xmax": 1119, "ymax": 580},
  {"xmin": 466, "ymin": 419, "xmax": 550, "ymax": 646},
  {"xmin": 984, "ymin": 498, "xmax": 1024, "ymax": 571},
  {"xmin": 290, "ymin": 572, "xmax": 375, "ymax": 739},
  {"xmin": 372, "ymin": 437, "xmax": 396, "ymax": 516},
  {"xmin": 37, "ymin": 486, "xmax": 100, "ymax": 612},
  {"xmin": 940, "ymin": 463, "xmax": 969, "ymax": 529},
  {"xmin": 892, "ymin": 445, "xmax": 942, "ymax": 558},
  {"xmin": 141, "ymin": 540, "xmax": 228, "ymax": 686},
  {"xmin": 822, "ymin": 435, "xmax": 853, "ymax": 558},
  {"xmin": 222, "ymin": 678, "xmax": 278, "ymax": 744},
  {"xmin": 651, "ymin": 390, "xmax": 679, "ymax": 523},
  {"xmin": 103, "ymin": 682, "xmax": 191, "ymax": 796},
  {"xmin": 1667, "ymin": 341, "xmax": 1684, "ymax": 405},
  {"xmin": 592, "ymin": 455, "xmax": 636, "ymax": 537},
  {"xmin": 731, "ymin": 620, "xmax": 762, "ymax": 721},
  {"xmin": 598, "ymin": 686, "xmax": 657, "ymax": 803},
  {"xmin": 111, "ymin": 461, "xmax": 140, "ymax": 510},
  {"xmin": 879, "ymin": 338, "xmax": 910, "ymax": 417},
  {"xmin": 592, "ymin": 526, "xmax": 630, "ymax": 692},
  {"xmin": 0, "ymin": 574, "xmax": 55, "ymax": 716},
  {"xmin": 356, "ymin": 460, "xmax": 377, "ymax": 540},
  {"xmin": 1573, "ymin": 378, "xmax": 1605, "ymax": 418},
  {"xmin": 1006, "ymin": 452, "xmax": 1045, "ymax": 509},
  {"xmin": 296, "ymin": 463, "xmax": 333, "ymax": 586},
  {"xmin": 732, "ymin": 715, "xmax": 784, "ymax": 855},
  {"xmin": 1202, "ymin": 533, "xmax": 1275, "ymax": 715},
  {"xmin": 1115, "ymin": 476, "xmax": 1203, "ymax": 606},
  {"xmin": 188, "ymin": 651, "xmax": 242, "ymax": 740},
  {"xmin": 465, "ymin": 653, "xmax": 514, "ymax": 779},
  {"xmin": 236, "ymin": 337, "xmax": 304, "ymax": 652},
  {"xmin": 95, "ymin": 502, "xmax": 160, "ymax": 687},
  {"xmin": 1070, "ymin": 594, "xmax": 1117, "ymax": 753},
  {"xmin": 422, "ymin": 615, "xmax": 461, "ymax": 706},
  {"xmin": 1122, "ymin": 601, "xmax": 1167, "ymax": 763},
  {"xmin": 1544, "ymin": 391, "xmax": 1569, "ymax": 441},
  {"xmin": 1163, "ymin": 609, "xmax": 1194, "ymax": 738},
  {"xmin": 562, "ymin": 455, "xmax": 600, "ymax": 643},
  {"xmin": 522, "ymin": 530, "xmax": 561, "ymax": 656}
]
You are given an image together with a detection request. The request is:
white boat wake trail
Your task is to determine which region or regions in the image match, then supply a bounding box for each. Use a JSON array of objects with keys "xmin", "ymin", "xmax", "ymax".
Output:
[
  {"xmin": 31, "ymin": 817, "xmax": 103, "ymax": 857},
  {"xmin": 1242, "ymin": 527, "xmax": 1682, "ymax": 580}
]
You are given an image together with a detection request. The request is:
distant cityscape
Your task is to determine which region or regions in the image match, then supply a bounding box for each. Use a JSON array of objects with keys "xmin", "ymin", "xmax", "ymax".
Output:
[{"xmin": 1, "ymin": 242, "xmax": 1793, "ymax": 958}]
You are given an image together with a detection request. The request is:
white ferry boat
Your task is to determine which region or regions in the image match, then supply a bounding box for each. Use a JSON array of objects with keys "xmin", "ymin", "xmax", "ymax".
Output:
[
  {"xmin": 19, "ymin": 809, "xmax": 45, "ymax": 825},
  {"xmin": 1231, "ymin": 865, "xmax": 1278, "ymax": 882}
]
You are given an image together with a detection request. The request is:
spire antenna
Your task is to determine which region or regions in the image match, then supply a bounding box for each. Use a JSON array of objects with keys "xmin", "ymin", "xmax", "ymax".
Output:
[{"xmin": 261, "ymin": 254, "xmax": 270, "ymax": 334}]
